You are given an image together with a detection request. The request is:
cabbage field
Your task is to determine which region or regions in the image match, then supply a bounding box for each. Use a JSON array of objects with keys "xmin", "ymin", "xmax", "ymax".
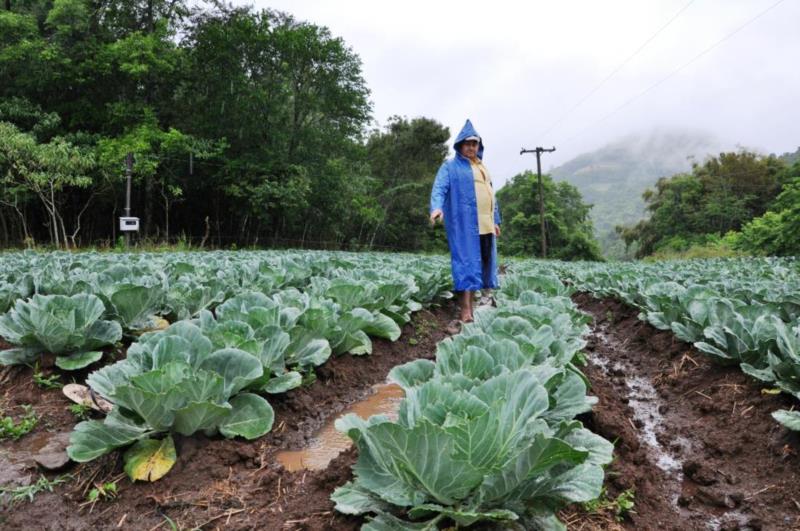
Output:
[
  {"xmin": 1, "ymin": 251, "xmax": 799, "ymax": 530},
  {"xmin": 540, "ymin": 258, "xmax": 800, "ymax": 430}
]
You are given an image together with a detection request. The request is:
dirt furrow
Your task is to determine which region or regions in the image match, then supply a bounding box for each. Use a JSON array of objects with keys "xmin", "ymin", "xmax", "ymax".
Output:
[{"xmin": 576, "ymin": 294, "xmax": 800, "ymax": 531}]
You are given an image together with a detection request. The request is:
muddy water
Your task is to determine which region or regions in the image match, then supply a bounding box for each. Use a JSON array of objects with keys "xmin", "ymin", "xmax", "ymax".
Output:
[
  {"xmin": 591, "ymin": 325, "xmax": 689, "ymax": 507},
  {"xmin": 277, "ymin": 383, "xmax": 405, "ymax": 472},
  {"xmin": 1, "ymin": 430, "xmax": 71, "ymax": 477}
]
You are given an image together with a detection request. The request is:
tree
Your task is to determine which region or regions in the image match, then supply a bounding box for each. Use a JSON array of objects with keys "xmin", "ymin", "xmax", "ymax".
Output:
[
  {"xmin": 496, "ymin": 171, "xmax": 602, "ymax": 261},
  {"xmin": 735, "ymin": 161, "xmax": 800, "ymax": 256},
  {"xmin": 618, "ymin": 151, "xmax": 784, "ymax": 257},
  {"xmin": 0, "ymin": 122, "xmax": 97, "ymax": 248},
  {"xmin": 364, "ymin": 116, "xmax": 450, "ymax": 251}
]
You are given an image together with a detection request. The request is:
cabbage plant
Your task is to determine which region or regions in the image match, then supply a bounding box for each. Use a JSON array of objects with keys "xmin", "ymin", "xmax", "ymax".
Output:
[
  {"xmin": 332, "ymin": 274, "xmax": 612, "ymax": 529},
  {"xmin": 333, "ymin": 370, "xmax": 611, "ymax": 529},
  {"xmin": 68, "ymin": 321, "xmax": 274, "ymax": 481},
  {"xmin": 212, "ymin": 291, "xmax": 331, "ymax": 371},
  {"xmin": 0, "ymin": 293, "xmax": 122, "ymax": 370}
]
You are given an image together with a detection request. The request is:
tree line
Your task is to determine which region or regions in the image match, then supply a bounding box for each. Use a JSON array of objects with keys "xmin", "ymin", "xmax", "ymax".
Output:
[
  {"xmin": 617, "ymin": 149, "xmax": 800, "ymax": 258},
  {"xmin": 0, "ymin": 0, "xmax": 437, "ymax": 251},
  {"xmin": 0, "ymin": 0, "xmax": 603, "ymax": 260}
]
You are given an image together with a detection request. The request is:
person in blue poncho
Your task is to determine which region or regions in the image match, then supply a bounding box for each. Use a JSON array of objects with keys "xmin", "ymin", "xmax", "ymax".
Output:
[{"xmin": 430, "ymin": 119, "xmax": 501, "ymax": 326}]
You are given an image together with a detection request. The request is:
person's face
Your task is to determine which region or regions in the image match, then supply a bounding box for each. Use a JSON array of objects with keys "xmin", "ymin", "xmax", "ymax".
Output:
[{"xmin": 460, "ymin": 140, "xmax": 479, "ymax": 160}]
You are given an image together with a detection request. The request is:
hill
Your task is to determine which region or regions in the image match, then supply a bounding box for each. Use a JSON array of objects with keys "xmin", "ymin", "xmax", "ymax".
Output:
[{"xmin": 549, "ymin": 129, "xmax": 726, "ymax": 258}]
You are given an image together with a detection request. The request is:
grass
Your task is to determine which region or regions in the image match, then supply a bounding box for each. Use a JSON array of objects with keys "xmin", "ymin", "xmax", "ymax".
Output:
[
  {"xmin": 0, "ymin": 474, "xmax": 71, "ymax": 506},
  {"xmin": 0, "ymin": 405, "xmax": 38, "ymax": 440},
  {"xmin": 647, "ymin": 241, "xmax": 745, "ymax": 261}
]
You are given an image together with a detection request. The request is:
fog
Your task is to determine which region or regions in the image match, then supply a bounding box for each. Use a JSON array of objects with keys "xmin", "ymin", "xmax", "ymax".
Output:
[{"xmin": 250, "ymin": 0, "xmax": 800, "ymax": 185}]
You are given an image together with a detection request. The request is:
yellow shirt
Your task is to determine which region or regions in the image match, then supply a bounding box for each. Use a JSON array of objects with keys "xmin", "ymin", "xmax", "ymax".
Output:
[{"xmin": 470, "ymin": 159, "xmax": 495, "ymax": 235}]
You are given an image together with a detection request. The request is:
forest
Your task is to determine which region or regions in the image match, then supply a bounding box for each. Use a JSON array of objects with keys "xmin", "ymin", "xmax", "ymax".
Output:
[{"xmin": 0, "ymin": 0, "xmax": 599, "ymax": 259}]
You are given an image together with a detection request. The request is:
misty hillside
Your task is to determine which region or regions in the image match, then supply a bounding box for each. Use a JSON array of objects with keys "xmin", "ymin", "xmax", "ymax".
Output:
[
  {"xmin": 550, "ymin": 129, "xmax": 727, "ymax": 259},
  {"xmin": 778, "ymin": 147, "xmax": 800, "ymax": 165}
]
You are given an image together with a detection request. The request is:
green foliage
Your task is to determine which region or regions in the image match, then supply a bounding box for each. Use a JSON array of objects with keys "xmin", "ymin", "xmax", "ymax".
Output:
[
  {"xmin": 86, "ymin": 481, "xmax": 118, "ymax": 503},
  {"xmin": 583, "ymin": 487, "xmax": 635, "ymax": 522},
  {"xmin": 69, "ymin": 402, "xmax": 92, "ymax": 421},
  {"xmin": 0, "ymin": 121, "xmax": 97, "ymax": 248},
  {"xmin": 365, "ymin": 116, "xmax": 450, "ymax": 251},
  {"xmin": 0, "ymin": 293, "xmax": 121, "ymax": 369},
  {"xmin": 0, "ymin": 474, "xmax": 70, "ymax": 506},
  {"xmin": 496, "ymin": 171, "xmax": 603, "ymax": 261},
  {"xmin": 735, "ymin": 165, "xmax": 800, "ymax": 256},
  {"xmin": 32, "ymin": 362, "xmax": 63, "ymax": 390},
  {"xmin": 0, "ymin": 405, "xmax": 38, "ymax": 440},
  {"xmin": 0, "ymin": 2, "xmax": 386, "ymax": 250},
  {"xmin": 618, "ymin": 151, "xmax": 785, "ymax": 257},
  {"xmin": 646, "ymin": 233, "xmax": 744, "ymax": 261}
]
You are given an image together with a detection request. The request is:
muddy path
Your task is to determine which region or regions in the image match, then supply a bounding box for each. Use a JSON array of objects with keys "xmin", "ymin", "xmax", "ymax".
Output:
[
  {"xmin": 575, "ymin": 294, "xmax": 800, "ymax": 531},
  {"xmin": 1, "ymin": 303, "xmax": 457, "ymax": 531}
]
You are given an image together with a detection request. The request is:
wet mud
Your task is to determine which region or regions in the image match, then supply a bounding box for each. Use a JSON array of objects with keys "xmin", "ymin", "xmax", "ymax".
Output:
[
  {"xmin": 6, "ymin": 293, "xmax": 800, "ymax": 531},
  {"xmin": 576, "ymin": 294, "xmax": 800, "ymax": 531},
  {"xmin": 0, "ymin": 304, "xmax": 457, "ymax": 530}
]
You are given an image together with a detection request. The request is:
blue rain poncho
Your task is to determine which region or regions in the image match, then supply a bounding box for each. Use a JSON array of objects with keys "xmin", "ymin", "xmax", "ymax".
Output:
[{"xmin": 430, "ymin": 119, "xmax": 501, "ymax": 291}]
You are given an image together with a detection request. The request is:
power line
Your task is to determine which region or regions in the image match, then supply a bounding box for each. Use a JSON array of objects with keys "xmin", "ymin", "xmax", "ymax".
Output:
[
  {"xmin": 556, "ymin": 0, "xmax": 787, "ymax": 147},
  {"xmin": 538, "ymin": 0, "xmax": 696, "ymax": 140}
]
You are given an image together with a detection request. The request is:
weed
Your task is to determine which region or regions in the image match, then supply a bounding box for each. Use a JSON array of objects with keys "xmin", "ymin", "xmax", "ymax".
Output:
[
  {"xmin": 0, "ymin": 405, "xmax": 38, "ymax": 440},
  {"xmin": 69, "ymin": 402, "xmax": 92, "ymax": 420},
  {"xmin": 0, "ymin": 474, "xmax": 70, "ymax": 506},
  {"xmin": 301, "ymin": 371, "xmax": 317, "ymax": 387},
  {"xmin": 86, "ymin": 481, "xmax": 118, "ymax": 503},
  {"xmin": 32, "ymin": 363, "xmax": 62, "ymax": 390},
  {"xmin": 583, "ymin": 487, "xmax": 635, "ymax": 522},
  {"xmin": 605, "ymin": 310, "xmax": 615, "ymax": 323},
  {"xmin": 413, "ymin": 316, "xmax": 437, "ymax": 338}
]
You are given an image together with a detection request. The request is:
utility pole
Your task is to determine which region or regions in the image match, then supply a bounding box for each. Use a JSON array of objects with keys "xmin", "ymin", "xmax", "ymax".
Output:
[
  {"xmin": 125, "ymin": 152, "xmax": 133, "ymax": 248},
  {"xmin": 520, "ymin": 146, "xmax": 556, "ymax": 258}
]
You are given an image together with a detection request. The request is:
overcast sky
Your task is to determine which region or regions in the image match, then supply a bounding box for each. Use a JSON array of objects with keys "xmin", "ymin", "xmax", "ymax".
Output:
[{"xmin": 248, "ymin": 0, "xmax": 800, "ymax": 186}]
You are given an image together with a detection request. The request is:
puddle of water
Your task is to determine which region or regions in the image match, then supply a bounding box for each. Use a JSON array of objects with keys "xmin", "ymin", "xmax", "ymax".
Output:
[{"xmin": 276, "ymin": 383, "xmax": 404, "ymax": 472}]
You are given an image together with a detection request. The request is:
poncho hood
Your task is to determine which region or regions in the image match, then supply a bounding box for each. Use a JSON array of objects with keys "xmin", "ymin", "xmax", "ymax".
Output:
[{"xmin": 453, "ymin": 119, "xmax": 484, "ymax": 160}]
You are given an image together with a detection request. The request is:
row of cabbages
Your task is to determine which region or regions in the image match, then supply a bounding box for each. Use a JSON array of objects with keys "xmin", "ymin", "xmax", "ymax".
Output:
[
  {"xmin": 332, "ymin": 273, "xmax": 613, "ymax": 530},
  {"xmin": 0, "ymin": 250, "xmax": 453, "ymax": 320},
  {"xmin": 0, "ymin": 251, "xmax": 452, "ymax": 369},
  {"xmin": 0, "ymin": 251, "xmax": 454, "ymax": 480},
  {"xmin": 538, "ymin": 258, "xmax": 800, "ymax": 433}
]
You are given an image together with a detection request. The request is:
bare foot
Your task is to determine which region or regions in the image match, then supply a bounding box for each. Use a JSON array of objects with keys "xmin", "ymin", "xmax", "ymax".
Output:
[{"xmin": 446, "ymin": 319, "xmax": 462, "ymax": 335}]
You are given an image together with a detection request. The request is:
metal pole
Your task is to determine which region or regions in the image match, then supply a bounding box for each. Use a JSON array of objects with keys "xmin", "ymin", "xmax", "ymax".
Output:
[
  {"xmin": 125, "ymin": 152, "xmax": 133, "ymax": 248},
  {"xmin": 520, "ymin": 146, "xmax": 556, "ymax": 259}
]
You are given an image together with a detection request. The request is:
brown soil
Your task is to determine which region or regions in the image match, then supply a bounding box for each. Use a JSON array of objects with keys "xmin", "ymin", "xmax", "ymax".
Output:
[
  {"xmin": 0, "ymin": 304, "xmax": 457, "ymax": 531},
  {"xmin": 575, "ymin": 294, "xmax": 800, "ymax": 531},
  {"xmin": 7, "ymin": 293, "xmax": 800, "ymax": 531}
]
